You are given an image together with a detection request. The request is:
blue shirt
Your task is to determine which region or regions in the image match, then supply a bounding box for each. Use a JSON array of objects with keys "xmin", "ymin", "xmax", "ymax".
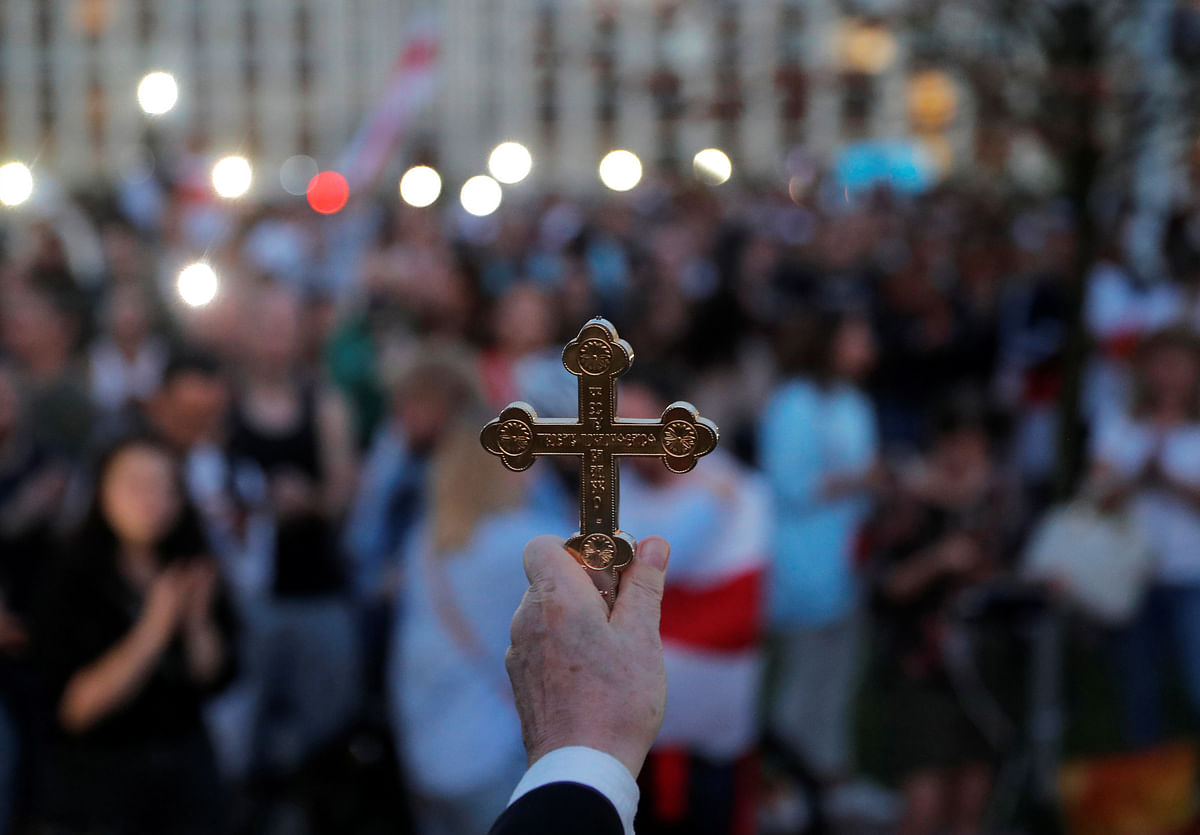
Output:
[{"xmin": 759, "ymin": 380, "xmax": 878, "ymax": 627}]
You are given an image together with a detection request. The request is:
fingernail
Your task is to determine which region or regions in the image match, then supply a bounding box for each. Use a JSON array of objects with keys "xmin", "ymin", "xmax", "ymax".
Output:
[{"xmin": 641, "ymin": 538, "xmax": 670, "ymax": 572}]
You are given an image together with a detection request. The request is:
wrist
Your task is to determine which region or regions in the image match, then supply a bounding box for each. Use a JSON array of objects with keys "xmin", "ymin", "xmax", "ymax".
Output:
[
  {"xmin": 529, "ymin": 728, "xmax": 649, "ymax": 779},
  {"xmin": 182, "ymin": 613, "xmax": 215, "ymax": 637},
  {"xmin": 133, "ymin": 613, "xmax": 174, "ymax": 652},
  {"xmin": 511, "ymin": 747, "xmax": 640, "ymax": 835}
]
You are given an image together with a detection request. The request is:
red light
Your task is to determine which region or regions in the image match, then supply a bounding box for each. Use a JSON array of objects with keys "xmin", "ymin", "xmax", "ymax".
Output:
[{"xmin": 306, "ymin": 171, "xmax": 349, "ymax": 214}]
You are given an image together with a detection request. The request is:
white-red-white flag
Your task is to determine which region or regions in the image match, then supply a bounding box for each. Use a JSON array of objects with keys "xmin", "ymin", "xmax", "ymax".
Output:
[{"xmin": 338, "ymin": 17, "xmax": 439, "ymax": 193}]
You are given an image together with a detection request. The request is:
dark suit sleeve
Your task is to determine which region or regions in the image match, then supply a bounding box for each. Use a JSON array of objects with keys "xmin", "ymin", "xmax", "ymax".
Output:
[{"xmin": 488, "ymin": 781, "xmax": 622, "ymax": 835}]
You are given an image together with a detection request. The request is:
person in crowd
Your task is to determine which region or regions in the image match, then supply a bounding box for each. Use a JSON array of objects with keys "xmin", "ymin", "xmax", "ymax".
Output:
[
  {"xmin": 10, "ymin": 143, "xmax": 1200, "ymax": 835},
  {"xmin": 618, "ymin": 377, "xmax": 770, "ymax": 835},
  {"xmin": 871, "ymin": 239, "xmax": 999, "ymax": 452},
  {"xmin": 226, "ymin": 286, "xmax": 361, "ymax": 778},
  {"xmin": 870, "ymin": 400, "xmax": 1016, "ymax": 835},
  {"xmin": 0, "ymin": 359, "xmax": 69, "ymax": 835},
  {"xmin": 490, "ymin": 534, "xmax": 672, "ymax": 835},
  {"xmin": 1081, "ymin": 231, "xmax": 1180, "ymax": 422},
  {"xmin": 759, "ymin": 309, "xmax": 879, "ymax": 818},
  {"xmin": 477, "ymin": 283, "xmax": 558, "ymax": 409},
  {"xmin": 88, "ymin": 283, "xmax": 168, "ymax": 418},
  {"xmin": 346, "ymin": 348, "xmax": 481, "ymax": 602},
  {"xmin": 1090, "ymin": 326, "xmax": 1200, "ymax": 748},
  {"xmin": 345, "ymin": 347, "xmax": 482, "ymax": 694},
  {"xmin": 231, "ymin": 285, "xmax": 357, "ymax": 591},
  {"xmin": 34, "ymin": 434, "xmax": 236, "ymax": 834},
  {"xmin": 389, "ymin": 410, "xmax": 570, "ymax": 835},
  {"xmin": 145, "ymin": 351, "xmax": 273, "ymax": 606},
  {"xmin": 1, "ymin": 285, "xmax": 95, "ymax": 460},
  {"xmin": 141, "ymin": 350, "xmax": 277, "ymax": 782},
  {"xmin": 993, "ymin": 213, "xmax": 1074, "ymax": 498}
]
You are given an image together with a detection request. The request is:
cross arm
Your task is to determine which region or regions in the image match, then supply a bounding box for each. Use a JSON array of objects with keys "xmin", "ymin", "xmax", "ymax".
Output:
[{"xmin": 610, "ymin": 402, "xmax": 719, "ymax": 472}]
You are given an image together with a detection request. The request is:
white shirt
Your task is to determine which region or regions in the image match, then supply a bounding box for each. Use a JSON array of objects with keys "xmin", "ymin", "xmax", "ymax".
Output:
[
  {"xmin": 1082, "ymin": 263, "xmax": 1183, "ymax": 421},
  {"xmin": 1093, "ymin": 410, "xmax": 1200, "ymax": 583},
  {"xmin": 508, "ymin": 746, "xmax": 639, "ymax": 835},
  {"xmin": 88, "ymin": 337, "xmax": 167, "ymax": 413}
]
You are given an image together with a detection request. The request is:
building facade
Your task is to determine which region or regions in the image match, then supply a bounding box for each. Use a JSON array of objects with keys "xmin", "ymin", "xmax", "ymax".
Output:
[{"xmin": 0, "ymin": 0, "xmax": 962, "ymax": 195}]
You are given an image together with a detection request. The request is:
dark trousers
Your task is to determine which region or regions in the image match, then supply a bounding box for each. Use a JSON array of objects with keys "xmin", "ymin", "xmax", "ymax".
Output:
[{"xmin": 1113, "ymin": 583, "xmax": 1200, "ymax": 749}]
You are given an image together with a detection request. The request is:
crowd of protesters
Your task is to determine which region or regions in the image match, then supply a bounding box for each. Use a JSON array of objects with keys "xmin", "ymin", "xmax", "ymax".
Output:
[{"xmin": 2, "ymin": 152, "xmax": 1200, "ymax": 835}]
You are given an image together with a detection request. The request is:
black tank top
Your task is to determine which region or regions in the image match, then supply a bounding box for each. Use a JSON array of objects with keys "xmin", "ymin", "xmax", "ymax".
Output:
[
  {"xmin": 230, "ymin": 385, "xmax": 344, "ymax": 597},
  {"xmin": 229, "ymin": 386, "xmax": 322, "ymax": 481}
]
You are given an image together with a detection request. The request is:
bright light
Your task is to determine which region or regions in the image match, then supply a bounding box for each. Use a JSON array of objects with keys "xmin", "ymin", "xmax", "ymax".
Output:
[
  {"xmin": 487, "ymin": 142, "xmax": 533, "ymax": 185},
  {"xmin": 598, "ymin": 150, "xmax": 642, "ymax": 192},
  {"xmin": 0, "ymin": 162, "xmax": 33, "ymax": 207},
  {"xmin": 177, "ymin": 262, "xmax": 218, "ymax": 307},
  {"xmin": 137, "ymin": 71, "xmax": 178, "ymax": 115},
  {"xmin": 838, "ymin": 21, "xmax": 898, "ymax": 75},
  {"xmin": 306, "ymin": 171, "xmax": 349, "ymax": 214},
  {"xmin": 460, "ymin": 175, "xmax": 502, "ymax": 217},
  {"xmin": 908, "ymin": 71, "xmax": 959, "ymax": 131},
  {"xmin": 693, "ymin": 148, "xmax": 732, "ymax": 185},
  {"xmin": 280, "ymin": 155, "xmax": 319, "ymax": 196},
  {"xmin": 211, "ymin": 155, "xmax": 252, "ymax": 199},
  {"xmin": 399, "ymin": 165, "xmax": 442, "ymax": 207}
]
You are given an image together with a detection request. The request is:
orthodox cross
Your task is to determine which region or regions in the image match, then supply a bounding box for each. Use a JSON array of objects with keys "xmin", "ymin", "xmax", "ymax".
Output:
[{"xmin": 481, "ymin": 317, "xmax": 718, "ymax": 605}]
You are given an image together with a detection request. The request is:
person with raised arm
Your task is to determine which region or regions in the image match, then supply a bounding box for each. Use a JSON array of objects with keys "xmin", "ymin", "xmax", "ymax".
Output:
[{"xmin": 489, "ymin": 534, "xmax": 672, "ymax": 835}]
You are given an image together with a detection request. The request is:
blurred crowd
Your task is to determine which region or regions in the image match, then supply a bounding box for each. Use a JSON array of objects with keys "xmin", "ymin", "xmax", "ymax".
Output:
[{"xmin": 4, "ymin": 153, "xmax": 1200, "ymax": 835}]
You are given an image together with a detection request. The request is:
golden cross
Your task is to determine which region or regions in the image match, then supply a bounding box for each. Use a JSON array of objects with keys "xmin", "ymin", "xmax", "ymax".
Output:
[{"xmin": 481, "ymin": 317, "xmax": 718, "ymax": 604}]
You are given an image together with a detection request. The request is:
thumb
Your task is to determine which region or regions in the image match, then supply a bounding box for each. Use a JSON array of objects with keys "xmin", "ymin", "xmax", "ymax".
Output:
[
  {"xmin": 521, "ymin": 534, "xmax": 569, "ymax": 586},
  {"xmin": 611, "ymin": 536, "xmax": 670, "ymax": 630}
]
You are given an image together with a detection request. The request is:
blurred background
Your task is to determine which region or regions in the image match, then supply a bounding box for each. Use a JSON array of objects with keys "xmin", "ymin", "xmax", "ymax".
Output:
[{"xmin": 4, "ymin": 1, "xmax": 1200, "ymax": 834}]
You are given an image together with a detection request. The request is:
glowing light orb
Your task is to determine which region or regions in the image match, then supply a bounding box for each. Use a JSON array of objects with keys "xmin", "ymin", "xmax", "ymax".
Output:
[
  {"xmin": 137, "ymin": 71, "xmax": 178, "ymax": 115},
  {"xmin": 306, "ymin": 171, "xmax": 349, "ymax": 214},
  {"xmin": 598, "ymin": 150, "xmax": 642, "ymax": 192},
  {"xmin": 177, "ymin": 262, "xmax": 218, "ymax": 307},
  {"xmin": 838, "ymin": 22, "xmax": 898, "ymax": 75},
  {"xmin": 908, "ymin": 71, "xmax": 959, "ymax": 131},
  {"xmin": 693, "ymin": 148, "xmax": 732, "ymax": 185},
  {"xmin": 460, "ymin": 175, "xmax": 502, "ymax": 217},
  {"xmin": 211, "ymin": 155, "xmax": 252, "ymax": 199},
  {"xmin": 399, "ymin": 165, "xmax": 442, "ymax": 207},
  {"xmin": 0, "ymin": 162, "xmax": 33, "ymax": 207},
  {"xmin": 487, "ymin": 142, "xmax": 533, "ymax": 185},
  {"xmin": 280, "ymin": 155, "xmax": 319, "ymax": 196}
]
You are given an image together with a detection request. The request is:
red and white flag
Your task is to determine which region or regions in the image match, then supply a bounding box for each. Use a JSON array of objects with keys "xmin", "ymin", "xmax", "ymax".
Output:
[{"xmin": 338, "ymin": 16, "xmax": 439, "ymax": 193}]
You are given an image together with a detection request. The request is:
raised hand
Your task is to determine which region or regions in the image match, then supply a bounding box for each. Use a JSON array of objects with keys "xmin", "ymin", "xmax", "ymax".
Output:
[
  {"xmin": 505, "ymin": 534, "xmax": 670, "ymax": 778},
  {"xmin": 180, "ymin": 560, "xmax": 219, "ymax": 631},
  {"xmin": 140, "ymin": 565, "xmax": 190, "ymax": 643}
]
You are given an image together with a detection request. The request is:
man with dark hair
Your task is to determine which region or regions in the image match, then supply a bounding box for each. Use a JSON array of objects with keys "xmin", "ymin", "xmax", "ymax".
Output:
[
  {"xmin": 147, "ymin": 350, "xmax": 231, "ymax": 454},
  {"xmin": 145, "ymin": 350, "xmax": 276, "ymax": 601},
  {"xmin": 142, "ymin": 349, "xmax": 275, "ymax": 780}
]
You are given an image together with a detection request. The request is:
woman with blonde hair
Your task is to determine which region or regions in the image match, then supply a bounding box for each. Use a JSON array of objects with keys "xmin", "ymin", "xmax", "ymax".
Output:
[{"xmin": 386, "ymin": 376, "xmax": 570, "ymax": 835}]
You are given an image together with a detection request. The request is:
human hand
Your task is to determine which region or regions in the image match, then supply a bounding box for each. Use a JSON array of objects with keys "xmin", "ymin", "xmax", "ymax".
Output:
[
  {"xmin": 180, "ymin": 560, "xmax": 219, "ymax": 632},
  {"xmin": 0, "ymin": 604, "xmax": 28, "ymax": 656},
  {"xmin": 271, "ymin": 471, "xmax": 316, "ymax": 518},
  {"xmin": 505, "ymin": 535, "xmax": 670, "ymax": 778},
  {"xmin": 1139, "ymin": 454, "xmax": 1168, "ymax": 488},
  {"xmin": 938, "ymin": 533, "xmax": 982, "ymax": 574},
  {"xmin": 139, "ymin": 566, "xmax": 189, "ymax": 642}
]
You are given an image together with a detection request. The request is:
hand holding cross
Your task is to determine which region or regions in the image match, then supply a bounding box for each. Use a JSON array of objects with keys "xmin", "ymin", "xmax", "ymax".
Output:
[{"xmin": 481, "ymin": 318, "xmax": 718, "ymax": 606}]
